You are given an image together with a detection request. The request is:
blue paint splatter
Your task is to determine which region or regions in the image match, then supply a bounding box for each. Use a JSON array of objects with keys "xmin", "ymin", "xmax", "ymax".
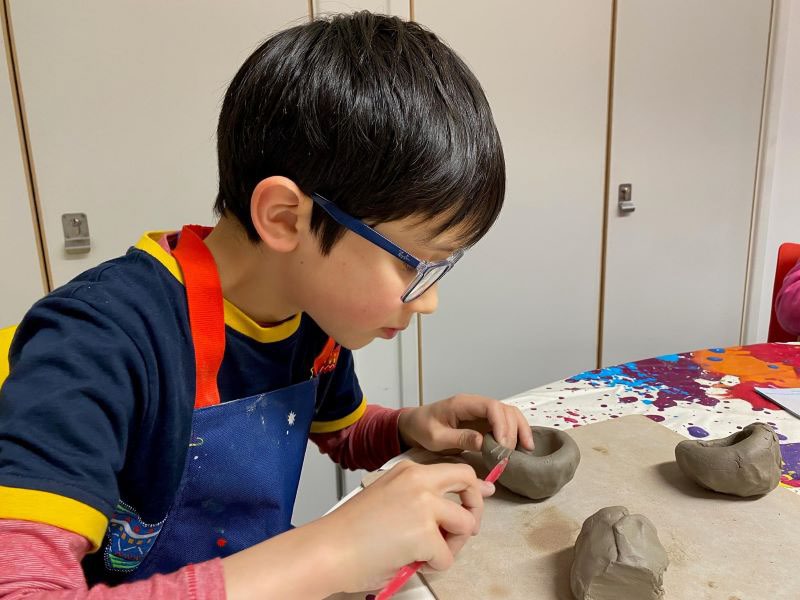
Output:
[
  {"xmin": 687, "ymin": 426, "xmax": 709, "ymax": 438},
  {"xmin": 768, "ymin": 364, "xmax": 779, "ymax": 369},
  {"xmin": 657, "ymin": 354, "xmax": 681, "ymax": 362},
  {"xmin": 710, "ymin": 348, "xmax": 725, "ymax": 353},
  {"xmin": 706, "ymin": 356, "xmax": 723, "ymax": 362},
  {"xmin": 567, "ymin": 364, "xmax": 663, "ymax": 393}
]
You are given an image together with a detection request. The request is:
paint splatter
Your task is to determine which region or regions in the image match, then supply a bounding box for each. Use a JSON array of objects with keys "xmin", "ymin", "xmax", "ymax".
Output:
[
  {"xmin": 658, "ymin": 354, "xmax": 681, "ymax": 362},
  {"xmin": 508, "ymin": 344, "xmax": 800, "ymax": 494},
  {"xmin": 780, "ymin": 443, "xmax": 800, "ymax": 488},
  {"xmin": 216, "ymin": 537, "xmax": 227, "ymax": 548},
  {"xmin": 568, "ymin": 355, "xmax": 718, "ymax": 409},
  {"xmin": 687, "ymin": 426, "xmax": 709, "ymax": 438}
]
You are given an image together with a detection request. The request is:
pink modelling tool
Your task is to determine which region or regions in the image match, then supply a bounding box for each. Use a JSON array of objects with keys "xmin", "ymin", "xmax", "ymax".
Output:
[{"xmin": 373, "ymin": 447, "xmax": 513, "ymax": 600}]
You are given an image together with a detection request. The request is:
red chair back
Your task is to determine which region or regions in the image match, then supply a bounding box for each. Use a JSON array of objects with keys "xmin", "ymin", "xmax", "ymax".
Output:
[{"xmin": 768, "ymin": 242, "xmax": 800, "ymax": 342}]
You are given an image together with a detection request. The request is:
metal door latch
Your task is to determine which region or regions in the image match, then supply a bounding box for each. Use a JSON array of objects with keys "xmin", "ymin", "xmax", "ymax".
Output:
[
  {"xmin": 618, "ymin": 183, "xmax": 634, "ymax": 213},
  {"xmin": 62, "ymin": 213, "xmax": 91, "ymax": 254}
]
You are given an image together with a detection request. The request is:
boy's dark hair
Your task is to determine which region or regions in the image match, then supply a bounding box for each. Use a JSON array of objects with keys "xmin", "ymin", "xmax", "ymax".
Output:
[{"xmin": 215, "ymin": 11, "xmax": 505, "ymax": 253}]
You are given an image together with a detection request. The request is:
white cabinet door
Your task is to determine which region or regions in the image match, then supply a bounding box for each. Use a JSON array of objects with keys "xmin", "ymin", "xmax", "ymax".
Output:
[
  {"xmin": 8, "ymin": 1, "xmax": 310, "ymax": 287},
  {"xmin": 0, "ymin": 12, "xmax": 44, "ymax": 325},
  {"xmin": 601, "ymin": 0, "xmax": 771, "ymax": 366},
  {"xmin": 414, "ymin": 1, "xmax": 612, "ymax": 401},
  {"xmin": 314, "ymin": 0, "xmax": 409, "ymax": 19},
  {"xmin": 7, "ymin": 0, "xmax": 343, "ymax": 527}
]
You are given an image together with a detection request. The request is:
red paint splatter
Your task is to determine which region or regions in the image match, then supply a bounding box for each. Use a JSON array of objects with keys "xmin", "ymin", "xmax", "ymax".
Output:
[
  {"xmin": 216, "ymin": 538, "xmax": 227, "ymax": 548},
  {"xmin": 566, "ymin": 410, "xmax": 580, "ymax": 417},
  {"xmin": 563, "ymin": 417, "xmax": 578, "ymax": 424},
  {"xmin": 729, "ymin": 381, "xmax": 782, "ymax": 411},
  {"xmin": 781, "ymin": 475, "xmax": 800, "ymax": 488},
  {"xmin": 645, "ymin": 414, "xmax": 665, "ymax": 422},
  {"xmin": 745, "ymin": 343, "xmax": 800, "ymax": 367},
  {"xmin": 619, "ymin": 396, "xmax": 638, "ymax": 403}
]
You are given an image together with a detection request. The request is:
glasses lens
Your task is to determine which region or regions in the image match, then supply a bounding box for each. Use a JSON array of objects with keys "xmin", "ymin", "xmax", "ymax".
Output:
[{"xmin": 403, "ymin": 263, "xmax": 451, "ymax": 302}]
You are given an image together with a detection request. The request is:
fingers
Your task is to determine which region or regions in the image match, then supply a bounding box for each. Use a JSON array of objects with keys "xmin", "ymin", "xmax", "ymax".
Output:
[
  {"xmin": 386, "ymin": 462, "xmax": 481, "ymax": 496},
  {"xmin": 429, "ymin": 494, "xmax": 481, "ymax": 570},
  {"xmin": 435, "ymin": 496, "xmax": 477, "ymax": 538},
  {"xmin": 386, "ymin": 462, "xmax": 486, "ymax": 535},
  {"xmin": 443, "ymin": 531, "xmax": 472, "ymax": 560},
  {"xmin": 455, "ymin": 427, "xmax": 483, "ymax": 452},
  {"xmin": 503, "ymin": 406, "xmax": 518, "ymax": 450},
  {"xmin": 514, "ymin": 406, "xmax": 535, "ymax": 450},
  {"xmin": 486, "ymin": 401, "xmax": 533, "ymax": 452},
  {"xmin": 424, "ymin": 528, "xmax": 456, "ymax": 571},
  {"xmin": 428, "ymin": 422, "xmax": 483, "ymax": 452},
  {"xmin": 485, "ymin": 400, "xmax": 508, "ymax": 447}
]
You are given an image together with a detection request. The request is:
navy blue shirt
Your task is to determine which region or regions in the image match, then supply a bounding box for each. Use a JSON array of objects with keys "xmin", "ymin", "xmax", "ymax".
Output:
[{"xmin": 0, "ymin": 232, "xmax": 364, "ymax": 582}]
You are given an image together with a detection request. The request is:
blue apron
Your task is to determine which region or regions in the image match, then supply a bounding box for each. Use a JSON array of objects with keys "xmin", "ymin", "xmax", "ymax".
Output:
[{"xmin": 118, "ymin": 225, "xmax": 321, "ymax": 579}]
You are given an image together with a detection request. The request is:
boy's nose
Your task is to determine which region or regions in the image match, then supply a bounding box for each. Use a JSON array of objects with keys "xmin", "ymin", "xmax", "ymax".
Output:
[{"xmin": 409, "ymin": 283, "xmax": 439, "ymax": 315}]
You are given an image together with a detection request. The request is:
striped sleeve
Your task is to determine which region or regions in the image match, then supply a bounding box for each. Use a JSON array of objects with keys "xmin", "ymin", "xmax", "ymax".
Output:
[{"xmin": 0, "ymin": 519, "xmax": 225, "ymax": 599}]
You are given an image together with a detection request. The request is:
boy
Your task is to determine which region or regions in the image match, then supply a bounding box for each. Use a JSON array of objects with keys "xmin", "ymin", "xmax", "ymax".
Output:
[{"xmin": 0, "ymin": 12, "xmax": 533, "ymax": 599}]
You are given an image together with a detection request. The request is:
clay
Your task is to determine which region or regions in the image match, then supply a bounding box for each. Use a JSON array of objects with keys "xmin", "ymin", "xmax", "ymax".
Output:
[
  {"xmin": 570, "ymin": 506, "xmax": 668, "ymax": 600},
  {"xmin": 674, "ymin": 422, "xmax": 782, "ymax": 497},
  {"xmin": 481, "ymin": 426, "xmax": 580, "ymax": 499}
]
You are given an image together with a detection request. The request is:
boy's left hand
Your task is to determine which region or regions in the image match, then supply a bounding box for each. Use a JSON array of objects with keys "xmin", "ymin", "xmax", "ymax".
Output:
[{"xmin": 397, "ymin": 394, "xmax": 534, "ymax": 454}]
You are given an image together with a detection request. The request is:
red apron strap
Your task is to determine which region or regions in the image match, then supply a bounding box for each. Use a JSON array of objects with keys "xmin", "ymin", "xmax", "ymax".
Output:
[{"xmin": 172, "ymin": 225, "xmax": 225, "ymax": 409}]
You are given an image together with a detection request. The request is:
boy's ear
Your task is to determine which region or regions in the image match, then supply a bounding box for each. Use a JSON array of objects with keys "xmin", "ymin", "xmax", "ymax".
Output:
[{"xmin": 250, "ymin": 176, "xmax": 312, "ymax": 253}]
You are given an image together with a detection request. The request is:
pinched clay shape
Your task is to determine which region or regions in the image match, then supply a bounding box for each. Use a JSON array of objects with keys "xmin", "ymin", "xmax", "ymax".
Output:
[
  {"xmin": 481, "ymin": 426, "xmax": 580, "ymax": 500},
  {"xmin": 571, "ymin": 506, "xmax": 668, "ymax": 600},
  {"xmin": 674, "ymin": 422, "xmax": 782, "ymax": 497}
]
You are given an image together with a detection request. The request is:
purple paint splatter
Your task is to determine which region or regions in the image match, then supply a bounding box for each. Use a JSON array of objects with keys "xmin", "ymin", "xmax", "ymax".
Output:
[
  {"xmin": 779, "ymin": 443, "xmax": 800, "ymax": 486},
  {"xmin": 566, "ymin": 354, "xmax": 723, "ymax": 410},
  {"xmin": 687, "ymin": 426, "xmax": 709, "ymax": 438}
]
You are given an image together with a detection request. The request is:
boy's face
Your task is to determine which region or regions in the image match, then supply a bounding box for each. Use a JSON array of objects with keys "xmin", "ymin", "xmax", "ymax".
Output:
[{"xmin": 288, "ymin": 213, "xmax": 463, "ymax": 349}]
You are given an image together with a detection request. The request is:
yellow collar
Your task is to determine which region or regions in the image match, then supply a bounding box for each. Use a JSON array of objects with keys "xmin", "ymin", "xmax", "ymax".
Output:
[{"xmin": 134, "ymin": 231, "xmax": 301, "ymax": 343}]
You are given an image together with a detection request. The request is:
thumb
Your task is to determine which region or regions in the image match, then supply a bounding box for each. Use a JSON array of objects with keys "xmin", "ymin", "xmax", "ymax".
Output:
[{"xmin": 444, "ymin": 428, "xmax": 483, "ymax": 452}]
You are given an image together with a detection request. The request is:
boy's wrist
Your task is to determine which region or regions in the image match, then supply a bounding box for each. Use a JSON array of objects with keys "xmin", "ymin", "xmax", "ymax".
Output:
[
  {"xmin": 396, "ymin": 407, "xmax": 420, "ymax": 451},
  {"xmin": 222, "ymin": 518, "xmax": 347, "ymax": 599}
]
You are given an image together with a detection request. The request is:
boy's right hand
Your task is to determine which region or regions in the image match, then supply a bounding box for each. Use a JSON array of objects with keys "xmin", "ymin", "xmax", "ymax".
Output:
[{"xmin": 321, "ymin": 460, "xmax": 495, "ymax": 593}]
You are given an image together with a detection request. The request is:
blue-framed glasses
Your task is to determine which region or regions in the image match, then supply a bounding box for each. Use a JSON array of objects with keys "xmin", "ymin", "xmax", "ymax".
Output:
[{"xmin": 311, "ymin": 193, "xmax": 464, "ymax": 303}]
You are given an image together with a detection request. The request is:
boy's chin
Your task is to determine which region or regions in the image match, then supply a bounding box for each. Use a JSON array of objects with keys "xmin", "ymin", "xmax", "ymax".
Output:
[{"xmin": 335, "ymin": 332, "xmax": 380, "ymax": 351}]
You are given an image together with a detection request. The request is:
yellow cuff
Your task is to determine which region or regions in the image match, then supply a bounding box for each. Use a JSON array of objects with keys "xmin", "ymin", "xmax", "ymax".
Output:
[
  {"xmin": 0, "ymin": 485, "xmax": 108, "ymax": 551},
  {"xmin": 310, "ymin": 396, "xmax": 367, "ymax": 433},
  {"xmin": 0, "ymin": 325, "xmax": 17, "ymax": 386}
]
